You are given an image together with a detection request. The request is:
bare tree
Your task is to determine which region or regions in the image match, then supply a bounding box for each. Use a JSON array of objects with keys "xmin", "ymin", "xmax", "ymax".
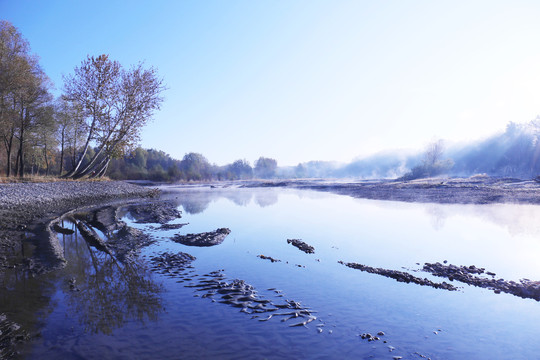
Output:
[
  {"xmin": 33, "ymin": 105, "xmax": 57, "ymax": 175},
  {"xmin": 55, "ymin": 99, "xmax": 86, "ymax": 175},
  {"xmin": 423, "ymin": 139, "xmax": 445, "ymax": 169},
  {"xmin": 63, "ymin": 55, "xmax": 165, "ymax": 178}
]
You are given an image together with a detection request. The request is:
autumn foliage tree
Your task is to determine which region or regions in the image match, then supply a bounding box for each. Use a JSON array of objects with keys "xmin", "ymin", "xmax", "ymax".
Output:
[
  {"xmin": 0, "ymin": 20, "xmax": 53, "ymax": 177},
  {"xmin": 62, "ymin": 54, "xmax": 165, "ymax": 178}
]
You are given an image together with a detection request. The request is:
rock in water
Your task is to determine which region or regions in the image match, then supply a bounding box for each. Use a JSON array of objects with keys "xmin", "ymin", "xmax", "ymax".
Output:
[
  {"xmin": 287, "ymin": 239, "xmax": 315, "ymax": 254},
  {"xmin": 258, "ymin": 254, "xmax": 281, "ymax": 263},
  {"xmin": 172, "ymin": 228, "xmax": 231, "ymax": 247}
]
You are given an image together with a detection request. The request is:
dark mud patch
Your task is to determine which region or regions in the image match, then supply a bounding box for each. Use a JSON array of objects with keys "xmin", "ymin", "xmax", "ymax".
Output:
[
  {"xmin": 126, "ymin": 201, "xmax": 182, "ymax": 224},
  {"xmin": 149, "ymin": 251, "xmax": 197, "ymax": 274},
  {"xmin": 155, "ymin": 223, "xmax": 189, "ymax": 231},
  {"xmin": 109, "ymin": 225, "xmax": 155, "ymax": 262},
  {"xmin": 423, "ymin": 262, "xmax": 540, "ymax": 301},
  {"xmin": 70, "ymin": 206, "xmax": 124, "ymax": 235},
  {"xmin": 187, "ymin": 273, "xmax": 318, "ymax": 327},
  {"xmin": 0, "ymin": 231, "xmax": 47, "ymax": 277},
  {"xmin": 172, "ymin": 228, "xmax": 231, "ymax": 247},
  {"xmin": 287, "ymin": 239, "xmax": 315, "ymax": 254},
  {"xmin": 339, "ymin": 261, "xmax": 457, "ymax": 291},
  {"xmin": 2, "ymin": 226, "xmax": 65, "ymax": 278},
  {"xmin": 258, "ymin": 254, "xmax": 281, "ymax": 263},
  {"xmin": 148, "ymin": 251, "xmax": 319, "ymax": 328},
  {"xmin": 0, "ymin": 313, "xmax": 29, "ymax": 359}
]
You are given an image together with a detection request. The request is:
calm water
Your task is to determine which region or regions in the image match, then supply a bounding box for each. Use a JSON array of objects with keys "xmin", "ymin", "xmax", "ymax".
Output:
[{"xmin": 2, "ymin": 186, "xmax": 540, "ymax": 359}]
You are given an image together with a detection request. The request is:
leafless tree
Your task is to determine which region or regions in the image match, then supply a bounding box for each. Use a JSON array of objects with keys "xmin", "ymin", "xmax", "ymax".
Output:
[
  {"xmin": 423, "ymin": 139, "xmax": 445, "ymax": 169},
  {"xmin": 63, "ymin": 55, "xmax": 165, "ymax": 178},
  {"xmin": 55, "ymin": 99, "xmax": 86, "ymax": 175}
]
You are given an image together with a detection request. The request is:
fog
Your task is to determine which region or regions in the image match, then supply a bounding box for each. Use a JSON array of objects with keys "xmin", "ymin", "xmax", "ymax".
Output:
[{"xmin": 282, "ymin": 120, "xmax": 540, "ymax": 180}]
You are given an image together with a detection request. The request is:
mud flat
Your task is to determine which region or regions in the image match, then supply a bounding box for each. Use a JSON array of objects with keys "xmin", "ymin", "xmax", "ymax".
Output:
[{"xmin": 242, "ymin": 175, "xmax": 540, "ymax": 205}]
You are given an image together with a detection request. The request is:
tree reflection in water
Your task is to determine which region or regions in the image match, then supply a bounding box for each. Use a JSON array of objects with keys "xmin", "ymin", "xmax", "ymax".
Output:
[
  {"xmin": 160, "ymin": 187, "xmax": 279, "ymax": 215},
  {"xmin": 59, "ymin": 220, "xmax": 163, "ymax": 335}
]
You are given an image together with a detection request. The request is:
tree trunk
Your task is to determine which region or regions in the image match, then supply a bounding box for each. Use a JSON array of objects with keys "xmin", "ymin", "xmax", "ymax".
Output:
[
  {"xmin": 3, "ymin": 130, "xmax": 14, "ymax": 177},
  {"xmin": 6, "ymin": 146, "xmax": 11, "ymax": 177},
  {"xmin": 59, "ymin": 127, "xmax": 65, "ymax": 175},
  {"xmin": 63, "ymin": 110, "xmax": 98, "ymax": 178},
  {"xmin": 79, "ymin": 152, "xmax": 108, "ymax": 179},
  {"xmin": 44, "ymin": 143, "xmax": 50, "ymax": 176},
  {"xmin": 17, "ymin": 114, "xmax": 25, "ymax": 178},
  {"xmin": 71, "ymin": 145, "xmax": 76, "ymax": 170},
  {"xmin": 72, "ymin": 111, "xmax": 124, "ymax": 178},
  {"xmin": 73, "ymin": 141, "xmax": 108, "ymax": 178},
  {"xmin": 14, "ymin": 147, "xmax": 19, "ymax": 177},
  {"xmin": 91, "ymin": 156, "xmax": 110, "ymax": 178}
]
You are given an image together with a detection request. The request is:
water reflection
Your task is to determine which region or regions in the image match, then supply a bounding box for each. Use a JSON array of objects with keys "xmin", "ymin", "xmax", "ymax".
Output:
[
  {"xmin": 59, "ymin": 220, "xmax": 163, "ymax": 335},
  {"xmin": 253, "ymin": 191, "xmax": 278, "ymax": 208},
  {"xmin": 164, "ymin": 186, "xmax": 540, "ymax": 239},
  {"xmin": 161, "ymin": 187, "xmax": 281, "ymax": 214},
  {"xmin": 424, "ymin": 204, "xmax": 448, "ymax": 230},
  {"xmin": 5, "ymin": 187, "xmax": 540, "ymax": 359},
  {"xmin": 0, "ymin": 231, "xmax": 56, "ymax": 355}
]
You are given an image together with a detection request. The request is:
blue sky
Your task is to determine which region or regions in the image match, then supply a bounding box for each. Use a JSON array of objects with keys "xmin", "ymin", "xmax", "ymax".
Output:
[{"xmin": 3, "ymin": 0, "xmax": 540, "ymax": 166}]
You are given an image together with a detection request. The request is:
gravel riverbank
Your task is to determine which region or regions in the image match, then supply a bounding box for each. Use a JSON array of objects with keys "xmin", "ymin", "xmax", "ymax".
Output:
[
  {"xmin": 0, "ymin": 180, "xmax": 157, "ymax": 276},
  {"xmin": 0, "ymin": 180, "xmax": 157, "ymax": 230}
]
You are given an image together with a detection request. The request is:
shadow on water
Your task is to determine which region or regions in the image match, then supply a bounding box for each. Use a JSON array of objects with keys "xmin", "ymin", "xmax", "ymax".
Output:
[
  {"xmin": 58, "ymin": 219, "xmax": 163, "ymax": 335},
  {"xmin": 1, "ymin": 214, "xmax": 164, "ymax": 358},
  {"xmin": 0, "ymin": 234, "xmax": 53, "ymax": 359}
]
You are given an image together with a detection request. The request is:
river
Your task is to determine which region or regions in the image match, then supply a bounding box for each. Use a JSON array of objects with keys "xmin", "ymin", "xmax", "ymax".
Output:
[{"xmin": 2, "ymin": 185, "xmax": 540, "ymax": 359}]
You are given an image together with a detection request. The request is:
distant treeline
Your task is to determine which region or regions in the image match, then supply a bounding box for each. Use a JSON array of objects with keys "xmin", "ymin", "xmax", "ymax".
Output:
[
  {"xmin": 107, "ymin": 150, "xmax": 278, "ymax": 182},
  {"xmin": 8, "ymin": 118, "xmax": 540, "ymax": 182},
  {"xmin": 284, "ymin": 119, "xmax": 540, "ymax": 180},
  {"xmin": 104, "ymin": 119, "xmax": 540, "ymax": 182}
]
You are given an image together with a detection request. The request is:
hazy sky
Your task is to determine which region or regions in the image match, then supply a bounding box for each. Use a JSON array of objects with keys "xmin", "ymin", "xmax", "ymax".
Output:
[{"xmin": 3, "ymin": 0, "xmax": 540, "ymax": 166}]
